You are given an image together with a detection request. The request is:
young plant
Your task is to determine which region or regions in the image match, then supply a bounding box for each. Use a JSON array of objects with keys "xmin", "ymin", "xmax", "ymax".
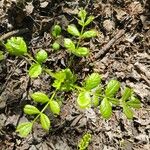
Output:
[
  {"xmin": 5, "ymin": 37, "xmax": 48, "ymax": 78},
  {"xmin": 0, "ymin": 51, "xmax": 4, "ymax": 61},
  {"xmin": 16, "ymin": 91, "xmax": 60, "ymax": 137},
  {"xmin": 64, "ymin": 8, "xmax": 97, "ymax": 57},
  {"xmin": 78, "ymin": 133, "xmax": 92, "ymax": 150},
  {"xmin": 51, "ymin": 24, "xmax": 62, "ymax": 51}
]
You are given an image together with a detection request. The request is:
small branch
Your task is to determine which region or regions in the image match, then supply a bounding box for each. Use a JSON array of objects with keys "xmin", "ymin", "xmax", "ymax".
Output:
[
  {"xmin": 0, "ymin": 28, "xmax": 29, "ymax": 41},
  {"xmin": 95, "ymin": 29, "xmax": 125, "ymax": 59}
]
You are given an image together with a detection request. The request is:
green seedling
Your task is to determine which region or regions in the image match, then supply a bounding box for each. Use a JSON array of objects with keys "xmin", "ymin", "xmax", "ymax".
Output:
[
  {"xmin": 51, "ymin": 24, "xmax": 62, "ymax": 51},
  {"xmin": 5, "ymin": 37, "xmax": 48, "ymax": 78},
  {"xmin": 64, "ymin": 8, "xmax": 97, "ymax": 57},
  {"xmin": 78, "ymin": 133, "xmax": 92, "ymax": 150},
  {"xmin": 16, "ymin": 91, "xmax": 60, "ymax": 137}
]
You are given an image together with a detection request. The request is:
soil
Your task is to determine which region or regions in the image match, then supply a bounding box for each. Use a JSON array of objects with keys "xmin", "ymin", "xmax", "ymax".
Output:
[{"xmin": 0, "ymin": 0, "xmax": 150, "ymax": 150}]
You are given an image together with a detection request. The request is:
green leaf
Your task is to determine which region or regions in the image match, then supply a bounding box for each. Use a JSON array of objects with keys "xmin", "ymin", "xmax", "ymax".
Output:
[
  {"xmin": 64, "ymin": 38, "xmax": 76, "ymax": 52},
  {"xmin": 123, "ymin": 103, "xmax": 133, "ymax": 119},
  {"xmin": 67, "ymin": 25, "xmax": 80, "ymax": 36},
  {"xmin": 105, "ymin": 80, "xmax": 120, "ymax": 97},
  {"xmin": 77, "ymin": 91, "xmax": 91, "ymax": 109},
  {"xmin": 5, "ymin": 37, "xmax": 27, "ymax": 56},
  {"xmin": 78, "ymin": 9, "xmax": 87, "ymax": 21},
  {"xmin": 100, "ymin": 97, "xmax": 112, "ymax": 119},
  {"xmin": 31, "ymin": 92, "xmax": 49, "ymax": 103},
  {"xmin": 0, "ymin": 51, "xmax": 4, "ymax": 61},
  {"xmin": 84, "ymin": 16, "xmax": 95, "ymax": 26},
  {"xmin": 109, "ymin": 98, "xmax": 120, "ymax": 106},
  {"xmin": 121, "ymin": 87, "xmax": 132, "ymax": 102},
  {"xmin": 51, "ymin": 25, "xmax": 61, "ymax": 37},
  {"xmin": 16, "ymin": 122, "xmax": 33, "ymax": 137},
  {"xmin": 49, "ymin": 100, "xmax": 60, "ymax": 115},
  {"xmin": 82, "ymin": 30, "xmax": 97, "ymax": 38},
  {"xmin": 85, "ymin": 73, "xmax": 101, "ymax": 90},
  {"xmin": 40, "ymin": 113, "xmax": 51, "ymax": 131},
  {"xmin": 35, "ymin": 49, "xmax": 48, "ymax": 63},
  {"xmin": 29, "ymin": 63, "xmax": 42, "ymax": 78},
  {"xmin": 24, "ymin": 105, "xmax": 40, "ymax": 115},
  {"xmin": 52, "ymin": 42, "xmax": 60, "ymax": 50},
  {"xmin": 126, "ymin": 96, "xmax": 141, "ymax": 109},
  {"xmin": 74, "ymin": 47, "xmax": 89, "ymax": 57}
]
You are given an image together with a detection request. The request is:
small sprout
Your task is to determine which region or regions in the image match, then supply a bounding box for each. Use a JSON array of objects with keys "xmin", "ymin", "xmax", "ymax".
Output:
[
  {"xmin": 35, "ymin": 49, "xmax": 48, "ymax": 64},
  {"xmin": 5, "ymin": 37, "xmax": 27, "ymax": 56},
  {"xmin": 78, "ymin": 133, "xmax": 92, "ymax": 150},
  {"xmin": 51, "ymin": 25, "xmax": 62, "ymax": 38},
  {"xmin": 52, "ymin": 42, "xmax": 60, "ymax": 50},
  {"xmin": 64, "ymin": 9, "xmax": 97, "ymax": 57}
]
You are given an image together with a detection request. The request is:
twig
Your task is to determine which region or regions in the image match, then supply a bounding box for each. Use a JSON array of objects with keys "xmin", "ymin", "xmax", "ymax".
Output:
[
  {"xmin": 95, "ymin": 29, "xmax": 125, "ymax": 59},
  {"xmin": 0, "ymin": 28, "xmax": 29, "ymax": 41}
]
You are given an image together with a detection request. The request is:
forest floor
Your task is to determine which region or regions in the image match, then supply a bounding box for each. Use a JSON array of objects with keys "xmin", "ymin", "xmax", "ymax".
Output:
[{"xmin": 0, "ymin": 0, "xmax": 150, "ymax": 150}]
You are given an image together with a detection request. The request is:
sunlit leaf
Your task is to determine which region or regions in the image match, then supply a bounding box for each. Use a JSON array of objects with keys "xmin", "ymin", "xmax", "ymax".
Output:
[
  {"xmin": 64, "ymin": 38, "xmax": 76, "ymax": 52},
  {"xmin": 35, "ymin": 49, "xmax": 48, "ymax": 64},
  {"xmin": 84, "ymin": 16, "xmax": 94, "ymax": 26},
  {"xmin": 77, "ymin": 91, "xmax": 91, "ymax": 109},
  {"xmin": 24, "ymin": 105, "xmax": 40, "ymax": 115},
  {"xmin": 105, "ymin": 80, "xmax": 120, "ymax": 97},
  {"xmin": 5, "ymin": 37, "xmax": 27, "ymax": 56},
  {"xmin": 122, "ymin": 103, "xmax": 133, "ymax": 119},
  {"xmin": 52, "ymin": 42, "xmax": 60, "ymax": 50},
  {"xmin": 82, "ymin": 30, "xmax": 97, "ymax": 38},
  {"xmin": 51, "ymin": 25, "xmax": 61, "ymax": 37},
  {"xmin": 78, "ymin": 9, "xmax": 87, "ymax": 21},
  {"xmin": 85, "ymin": 73, "xmax": 101, "ymax": 90},
  {"xmin": 29, "ymin": 63, "xmax": 42, "ymax": 78},
  {"xmin": 16, "ymin": 122, "xmax": 33, "ymax": 137},
  {"xmin": 49, "ymin": 100, "xmax": 60, "ymax": 115},
  {"xmin": 67, "ymin": 25, "xmax": 80, "ymax": 36},
  {"xmin": 121, "ymin": 87, "xmax": 132, "ymax": 102},
  {"xmin": 74, "ymin": 47, "xmax": 89, "ymax": 57},
  {"xmin": 31, "ymin": 92, "xmax": 49, "ymax": 103},
  {"xmin": 126, "ymin": 96, "xmax": 141, "ymax": 109},
  {"xmin": 100, "ymin": 97, "xmax": 112, "ymax": 119},
  {"xmin": 40, "ymin": 113, "xmax": 50, "ymax": 131}
]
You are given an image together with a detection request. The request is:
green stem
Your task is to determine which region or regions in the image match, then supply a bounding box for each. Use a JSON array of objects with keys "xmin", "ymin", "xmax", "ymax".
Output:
[
  {"xmin": 25, "ymin": 53, "xmax": 38, "ymax": 63},
  {"xmin": 76, "ymin": 25, "xmax": 85, "ymax": 48},
  {"xmin": 72, "ymin": 85, "xmax": 85, "ymax": 91},
  {"xmin": 43, "ymin": 68, "xmax": 54, "ymax": 77},
  {"xmin": 32, "ymin": 91, "xmax": 57, "ymax": 124}
]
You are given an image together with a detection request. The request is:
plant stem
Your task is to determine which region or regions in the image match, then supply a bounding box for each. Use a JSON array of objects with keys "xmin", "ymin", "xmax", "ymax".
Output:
[
  {"xmin": 25, "ymin": 53, "xmax": 38, "ymax": 63},
  {"xmin": 43, "ymin": 68, "xmax": 54, "ymax": 77},
  {"xmin": 76, "ymin": 25, "xmax": 85, "ymax": 48},
  {"xmin": 32, "ymin": 91, "xmax": 57, "ymax": 124}
]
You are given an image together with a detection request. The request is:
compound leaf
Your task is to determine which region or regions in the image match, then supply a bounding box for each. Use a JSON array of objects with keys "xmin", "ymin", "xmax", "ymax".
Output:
[
  {"xmin": 67, "ymin": 25, "xmax": 80, "ymax": 36},
  {"xmin": 105, "ymin": 80, "xmax": 120, "ymax": 97},
  {"xmin": 31, "ymin": 92, "xmax": 49, "ymax": 103},
  {"xmin": 40, "ymin": 113, "xmax": 50, "ymax": 131},
  {"xmin": 29, "ymin": 63, "xmax": 42, "ymax": 78},
  {"xmin": 16, "ymin": 122, "xmax": 33, "ymax": 137},
  {"xmin": 77, "ymin": 91, "xmax": 91, "ymax": 109},
  {"xmin": 24, "ymin": 105, "xmax": 40, "ymax": 115},
  {"xmin": 82, "ymin": 30, "xmax": 97, "ymax": 38},
  {"xmin": 85, "ymin": 73, "xmax": 101, "ymax": 90},
  {"xmin": 100, "ymin": 97, "xmax": 112, "ymax": 119},
  {"xmin": 49, "ymin": 100, "xmax": 60, "ymax": 115},
  {"xmin": 78, "ymin": 9, "xmax": 87, "ymax": 21}
]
